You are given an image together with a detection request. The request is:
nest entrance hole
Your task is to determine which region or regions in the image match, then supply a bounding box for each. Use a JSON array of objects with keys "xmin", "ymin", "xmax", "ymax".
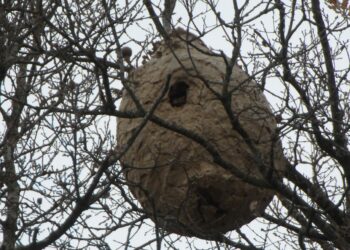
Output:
[{"xmin": 169, "ymin": 81, "xmax": 189, "ymax": 107}]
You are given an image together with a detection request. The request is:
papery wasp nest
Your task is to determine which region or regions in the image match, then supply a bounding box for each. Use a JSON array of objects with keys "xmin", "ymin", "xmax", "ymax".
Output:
[{"xmin": 117, "ymin": 28, "xmax": 285, "ymax": 238}]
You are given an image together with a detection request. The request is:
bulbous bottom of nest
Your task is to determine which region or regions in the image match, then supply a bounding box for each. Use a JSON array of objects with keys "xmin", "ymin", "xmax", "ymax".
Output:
[{"xmin": 125, "ymin": 160, "xmax": 273, "ymax": 237}]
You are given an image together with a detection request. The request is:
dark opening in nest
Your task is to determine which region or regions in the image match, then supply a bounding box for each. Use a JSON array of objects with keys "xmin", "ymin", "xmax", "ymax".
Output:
[{"xmin": 169, "ymin": 81, "xmax": 189, "ymax": 107}]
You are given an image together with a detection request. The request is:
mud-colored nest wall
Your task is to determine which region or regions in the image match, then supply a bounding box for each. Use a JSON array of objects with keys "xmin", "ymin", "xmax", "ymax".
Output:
[{"xmin": 117, "ymin": 30, "xmax": 285, "ymax": 238}]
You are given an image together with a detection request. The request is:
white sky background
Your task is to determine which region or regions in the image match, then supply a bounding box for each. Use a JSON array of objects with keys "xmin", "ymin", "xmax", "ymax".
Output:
[{"xmin": 1, "ymin": 0, "xmax": 349, "ymax": 249}]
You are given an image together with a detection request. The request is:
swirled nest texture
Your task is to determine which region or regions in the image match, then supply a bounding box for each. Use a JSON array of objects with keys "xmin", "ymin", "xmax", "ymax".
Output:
[{"xmin": 117, "ymin": 29, "xmax": 285, "ymax": 238}]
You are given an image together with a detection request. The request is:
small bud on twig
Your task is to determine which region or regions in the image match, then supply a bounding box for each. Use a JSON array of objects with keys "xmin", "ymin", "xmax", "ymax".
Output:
[{"xmin": 121, "ymin": 47, "xmax": 132, "ymax": 63}]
